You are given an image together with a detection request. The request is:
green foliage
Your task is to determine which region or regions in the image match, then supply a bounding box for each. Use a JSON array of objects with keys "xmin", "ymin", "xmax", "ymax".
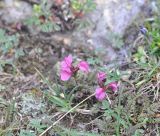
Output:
[
  {"xmin": 102, "ymin": 94, "xmax": 130, "ymax": 135},
  {"xmin": 134, "ymin": 56, "xmax": 159, "ymax": 87},
  {"xmin": 0, "ymin": 84, "xmax": 6, "ymax": 92},
  {"xmin": 35, "ymin": 68, "xmax": 71, "ymax": 111},
  {"xmin": 71, "ymin": 0, "xmax": 96, "ymax": 13},
  {"xmin": 87, "ymin": 58, "xmax": 101, "ymax": 65},
  {"xmin": 0, "ymin": 59, "xmax": 12, "ymax": 71},
  {"xmin": 46, "ymin": 92, "xmax": 70, "ymax": 110},
  {"xmin": 0, "ymin": 29, "xmax": 19, "ymax": 54},
  {"xmin": 53, "ymin": 125, "xmax": 103, "ymax": 136},
  {"xmin": 149, "ymin": 29, "xmax": 160, "ymax": 55},
  {"xmin": 19, "ymin": 130, "xmax": 36, "ymax": 136},
  {"xmin": 25, "ymin": 0, "xmax": 96, "ymax": 33},
  {"xmin": 28, "ymin": 119, "xmax": 48, "ymax": 133},
  {"xmin": 98, "ymin": 68, "xmax": 121, "ymax": 85},
  {"xmin": 0, "ymin": 29, "xmax": 24, "ymax": 71},
  {"xmin": 25, "ymin": 1, "xmax": 61, "ymax": 33},
  {"xmin": 4, "ymin": 131, "xmax": 14, "ymax": 136},
  {"xmin": 133, "ymin": 46, "xmax": 148, "ymax": 63},
  {"xmin": 0, "ymin": 100, "xmax": 16, "ymax": 136},
  {"xmin": 60, "ymin": 128, "xmax": 102, "ymax": 136},
  {"xmin": 146, "ymin": 2, "xmax": 160, "ymax": 56},
  {"xmin": 74, "ymin": 18, "xmax": 92, "ymax": 30}
]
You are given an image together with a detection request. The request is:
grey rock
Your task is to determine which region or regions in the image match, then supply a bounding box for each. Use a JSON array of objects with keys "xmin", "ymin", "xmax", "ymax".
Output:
[
  {"xmin": 1, "ymin": 0, "xmax": 32, "ymax": 24},
  {"xmin": 90, "ymin": 0, "xmax": 146, "ymax": 35},
  {"xmin": 82, "ymin": 0, "xmax": 146, "ymax": 63},
  {"xmin": 85, "ymin": 0, "xmax": 146, "ymax": 49}
]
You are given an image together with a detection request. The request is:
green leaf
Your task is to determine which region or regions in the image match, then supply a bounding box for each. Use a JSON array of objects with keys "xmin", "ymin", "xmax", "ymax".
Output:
[
  {"xmin": 29, "ymin": 119, "xmax": 47, "ymax": 133},
  {"xmin": 47, "ymin": 94, "xmax": 69, "ymax": 108},
  {"xmin": 19, "ymin": 130, "xmax": 36, "ymax": 136},
  {"xmin": 102, "ymin": 100, "xmax": 110, "ymax": 109},
  {"xmin": 33, "ymin": 4, "xmax": 41, "ymax": 13},
  {"xmin": 15, "ymin": 49, "xmax": 25, "ymax": 58}
]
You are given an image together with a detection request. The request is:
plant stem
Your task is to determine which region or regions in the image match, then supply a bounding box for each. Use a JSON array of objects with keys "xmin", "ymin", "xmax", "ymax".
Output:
[{"xmin": 116, "ymin": 88, "xmax": 123, "ymax": 136}]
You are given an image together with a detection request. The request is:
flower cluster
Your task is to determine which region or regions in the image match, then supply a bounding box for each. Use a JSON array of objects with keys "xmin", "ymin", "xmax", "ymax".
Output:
[
  {"xmin": 95, "ymin": 72, "xmax": 118, "ymax": 101},
  {"xmin": 60, "ymin": 55, "xmax": 119, "ymax": 103},
  {"xmin": 60, "ymin": 55, "xmax": 89, "ymax": 81}
]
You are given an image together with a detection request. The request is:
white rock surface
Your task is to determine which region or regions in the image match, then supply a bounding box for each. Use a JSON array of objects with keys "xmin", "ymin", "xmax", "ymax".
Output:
[
  {"xmin": 86, "ymin": 0, "xmax": 146, "ymax": 49},
  {"xmin": 1, "ymin": 0, "xmax": 32, "ymax": 24},
  {"xmin": 91, "ymin": 0, "xmax": 146, "ymax": 35},
  {"xmin": 71, "ymin": 0, "xmax": 147, "ymax": 63}
]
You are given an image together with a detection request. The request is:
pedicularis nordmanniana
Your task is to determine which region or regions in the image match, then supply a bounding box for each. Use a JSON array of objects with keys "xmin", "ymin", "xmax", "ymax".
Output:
[
  {"xmin": 60, "ymin": 55, "xmax": 89, "ymax": 81},
  {"xmin": 96, "ymin": 71, "xmax": 118, "ymax": 101},
  {"xmin": 60, "ymin": 55, "xmax": 119, "ymax": 103}
]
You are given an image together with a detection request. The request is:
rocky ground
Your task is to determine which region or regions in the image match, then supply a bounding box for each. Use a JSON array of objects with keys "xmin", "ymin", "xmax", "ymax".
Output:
[{"xmin": 0, "ymin": 0, "xmax": 159, "ymax": 136}]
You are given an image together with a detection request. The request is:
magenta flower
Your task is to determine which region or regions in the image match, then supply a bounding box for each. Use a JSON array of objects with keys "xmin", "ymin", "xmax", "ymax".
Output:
[
  {"xmin": 61, "ymin": 55, "xmax": 72, "ymax": 68},
  {"xmin": 60, "ymin": 55, "xmax": 89, "ymax": 81},
  {"xmin": 108, "ymin": 82, "xmax": 118, "ymax": 92},
  {"xmin": 95, "ymin": 71, "xmax": 119, "ymax": 102},
  {"xmin": 95, "ymin": 88, "xmax": 106, "ymax": 101},
  {"xmin": 97, "ymin": 71, "xmax": 106, "ymax": 82},
  {"xmin": 60, "ymin": 67, "xmax": 72, "ymax": 81},
  {"xmin": 78, "ymin": 61, "xmax": 89, "ymax": 72},
  {"xmin": 60, "ymin": 55, "xmax": 73, "ymax": 81}
]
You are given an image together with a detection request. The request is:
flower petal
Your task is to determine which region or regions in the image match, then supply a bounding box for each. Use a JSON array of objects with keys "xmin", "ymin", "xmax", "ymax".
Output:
[
  {"xmin": 95, "ymin": 88, "xmax": 106, "ymax": 101},
  {"xmin": 60, "ymin": 69, "xmax": 72, "ymax": 81},
  {"xmin": 61, "ymin": 55, "xmax": 73, "ymax": 68},
  {"xmin": 78, "ymin": 61, "xmax": 89, "ymax": 72},
  {"xmin": 108, "ymin": 82, "xmax": 118, "ymax": 92},
  {"xmin": 97, "ymin": 71, "xmax": 106, "ymax": 82},
  {"xmin": 65, "ymin": 55, "xmax": 72, "ymax": 66}
]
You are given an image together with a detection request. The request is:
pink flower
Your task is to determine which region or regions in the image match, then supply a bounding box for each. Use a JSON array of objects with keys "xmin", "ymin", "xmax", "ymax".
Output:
[
  {"xmin": 108, "ymin": 82, "xmax": 118, "ymax": 92},
  {"xmin": 60, "ymin": 55, "xmax": 73, "ymax": 81},
  {"xmin": 95, "ymin": 88, "xmax": 106, "ymax": 101},
  {"xmin": 61, "ymin": 55, "xmax": 72, "ymax": 69},
  {"xmin": 60, "ymin": 55, "xmax": 89, "ymax": 81},
  {"xmin": 60, "ymin": 67, "xmax": 72, "ymax": 81},
  {"xmin": 55, "ymin": 0, "xmax": 63, "ymax": 5},
  {"xmin": 95, "ymin": 70, "xmax": 119, "ymax": 102},
  {"xmin": 97, "ymin": 72, "xmax": 106, "ymax": 82},
  {"xmin": 78, "ymin": 61, "xmax": 89, "ymax": 72}
]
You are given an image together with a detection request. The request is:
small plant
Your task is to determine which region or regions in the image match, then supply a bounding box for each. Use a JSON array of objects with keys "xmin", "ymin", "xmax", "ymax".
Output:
[
  {"xmin": 95, "ymin": 71, "xmax": 119, "ymax": 102},
  {"xmin": 149, "ymin": 29, "xmax": 160, "ymax": 56},
  {"xmin": 19, "ymin": 130, "xmax": 36, "ymax": 136},
  {"xmin": 25, "ymin": 1, "xmax": 60, "ymax": 33},
  {"xmin": 28, "ymin": 119, "xmax": 48, "ymax": 133},
  {"xmin": 0, "ymin": 29, "xmax": 19, "ymax": 54},
  {"xmin": 133, "ymin": 46, "xmax": 148, "ymax": 63},
  {"xmin": 0, "ymin": 29, "xmax": 24, "ymax": 71},
  {"xmin": 71, "ymin": 0, "xmax": 96, "ymax": 14},
  {"xmin": 25, "ymin": 0, "xmax": 96, "ymax": 33}
]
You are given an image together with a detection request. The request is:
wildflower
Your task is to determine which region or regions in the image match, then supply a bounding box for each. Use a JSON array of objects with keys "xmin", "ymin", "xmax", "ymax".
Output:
[
  {"xmin": 95, "ymin": 71, "xmax": 119, "ymax": 102},
  {"xmin": 95, "ymin": 88, "xmax": 106, "ymax": 101},
  {"xmin": 108, "ymin": 82, "xmax": 118, "ymax": 93},
  {"xmin": 139, "ymin": 25, "xmax": 148, "ymax": 35},
  {"xmin": 60, "ymin": 67, "xmax": 73, "ymax": 81},
  {"xmin": 97, "ymin": 71, "xmax": 106, "ymax": 82},
  {"xmin": 78, "ymin": 61, "xmax": 89, "ymax": 72},
  {"xmin": 60, "ymin": 55, "xmax": 73, "ymax": 81},
  {"xmin": 60, "ymin": 55, "xmax": 89, "ymax": 81}
]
